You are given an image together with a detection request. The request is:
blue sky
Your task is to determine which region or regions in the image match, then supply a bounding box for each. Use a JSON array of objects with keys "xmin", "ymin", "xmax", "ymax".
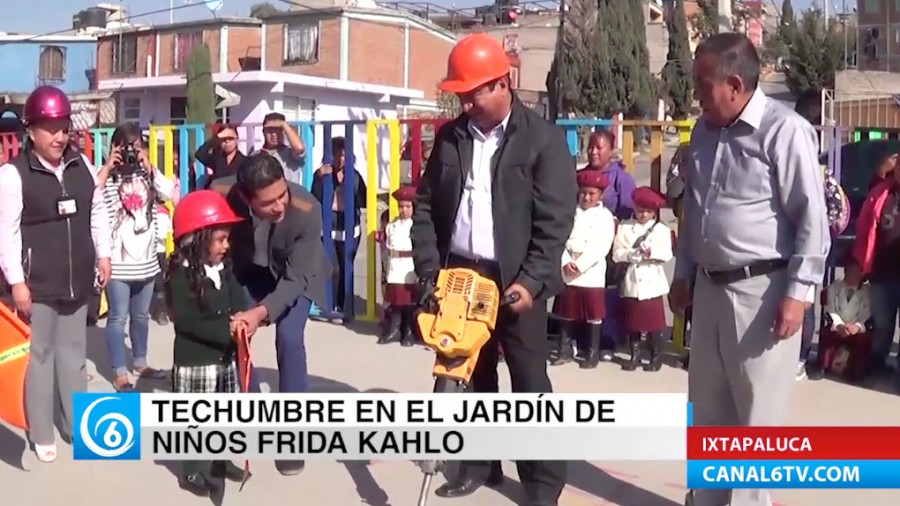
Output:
[{"xmin": 4, "ymin": 0, "xmax": 826, "ymax": 36}]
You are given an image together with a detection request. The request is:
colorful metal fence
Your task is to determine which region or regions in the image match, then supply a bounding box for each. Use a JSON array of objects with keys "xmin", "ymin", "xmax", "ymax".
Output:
[{"xmin": 0, "ymin": 120, "xmax": 851, "ymax": 341}]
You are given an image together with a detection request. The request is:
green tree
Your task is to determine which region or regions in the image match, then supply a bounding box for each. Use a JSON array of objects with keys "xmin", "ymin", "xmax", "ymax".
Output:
[
  {"xmin": 783, "ymin": 8, "xmax": 844, "ymax": 98},
  {"xmin": 764, "ymin": 0, "xmax": 795, "ymax": 65},
  {"xmin": 662, "ymin": 0, "xmax": 693, "ymax": 119},
  {"xmin": 250, "ymin": 2, "xmax": 281, "ymax": 18},
  {"xmin": 597, "ymin": 0, "xmax": 654, "ymax": 118},
  {"xmin": 186, "ymin": 44, "xmax": 216, "ymax": 126},
  {"xmin": 691, "ymin": 0, "xmax": 718, "ymax": 41},
  {"xmin": 546, "ymin": 0, "xmax": 602, "ymax": 118}
]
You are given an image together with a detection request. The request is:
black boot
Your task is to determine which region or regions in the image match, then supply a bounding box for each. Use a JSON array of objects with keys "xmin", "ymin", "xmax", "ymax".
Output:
[
  {"xmin": 621, "ymin": 334, "xmax": 642, "ymax": 371},
  {"xmin": 378, "ymin": 308, "xmax": 402, "ymax": 344},
  {"xmin": 400, "ymin": 308, "xmax": 416, "ymax": 347},
  {"xmin": 151, "ymin": 292, "xmax": 168, "ymax": 326},
  {"xmin": 580, "ymin": 324, "xmax": 602, "ymax": 369},
  {"xmin": 549, "ymin": 323, "xmax": 575, "ymax": 365},
  {"xmin": 644, "ymin": 332, "xmax": 664, "ymax": 372}
]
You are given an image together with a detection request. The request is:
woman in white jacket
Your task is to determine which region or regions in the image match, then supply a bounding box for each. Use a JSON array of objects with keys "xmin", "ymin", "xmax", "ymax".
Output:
[
  {"xmin": 612, "ymin": 186, "xmax": 674, "ymax": 372},
  {"xmin": 551, "ymin": 170, "xmax": 616, "ymax": 368}
]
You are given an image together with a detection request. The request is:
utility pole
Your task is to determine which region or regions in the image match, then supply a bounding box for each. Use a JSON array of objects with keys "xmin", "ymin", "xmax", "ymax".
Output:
[{"xmin": 717, "ymin": 0, "xmax": 732, "ymax": 33}]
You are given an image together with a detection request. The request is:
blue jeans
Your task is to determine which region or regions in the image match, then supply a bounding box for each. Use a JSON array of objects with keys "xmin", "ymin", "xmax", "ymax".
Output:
[
  {"xmin": 800, "ymin": 305, "xmax": 815, "ymax": 362},
  {"xmin": 869, "ymin": 280, "xmax": 900, "ymax": 370},
  {"xmin": 104, "ymin": 277, "xmax": 155, "ymax": 377},
  {"xmin": 240, "ymin": 268, "xmax": 310, "ymax": 393}
]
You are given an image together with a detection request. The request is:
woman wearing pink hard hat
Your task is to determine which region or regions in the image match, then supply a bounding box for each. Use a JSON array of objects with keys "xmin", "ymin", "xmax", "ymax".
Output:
[{"xmin": 0, "ymin": 85, "xmax": 112, "ymax": 462}]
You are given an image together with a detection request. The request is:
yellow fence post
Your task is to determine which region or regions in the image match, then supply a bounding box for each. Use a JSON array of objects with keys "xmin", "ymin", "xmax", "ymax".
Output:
[
  {"xmin": 363, "ymin": 118, "xmax": 402, "ymax": 323},
  {"xmin": 669, "ymin": 119, "xmax": 694, "ymax": 358}
]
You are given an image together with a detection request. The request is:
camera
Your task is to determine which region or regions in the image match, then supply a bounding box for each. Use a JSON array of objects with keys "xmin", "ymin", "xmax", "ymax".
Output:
[{"xmin": 113, "ymin": 144, "xmax": 141, "ymax": 179}]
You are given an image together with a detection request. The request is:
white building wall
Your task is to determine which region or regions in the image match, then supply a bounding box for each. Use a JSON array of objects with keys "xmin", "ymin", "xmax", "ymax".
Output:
[{"xmin": 113, "ymin": 82, "xmax": 407, "ymax": 190}]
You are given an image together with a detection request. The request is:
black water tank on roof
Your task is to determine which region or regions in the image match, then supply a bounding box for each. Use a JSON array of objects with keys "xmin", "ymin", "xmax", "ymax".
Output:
[{"xmin": 80, "ymin": 7, "xmax": 108, "ymax": 29}]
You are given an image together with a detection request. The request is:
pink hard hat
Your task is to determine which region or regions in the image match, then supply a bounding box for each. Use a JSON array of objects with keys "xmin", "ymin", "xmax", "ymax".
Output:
[{"xmin": 23, "ymin": 86, "xmax": 72, "ymax": 125}]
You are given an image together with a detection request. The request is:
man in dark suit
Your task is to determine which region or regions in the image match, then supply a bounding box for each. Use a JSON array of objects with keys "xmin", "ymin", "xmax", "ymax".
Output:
[
  {"xmin": 411, "ymin": 33, "xmax": 577, "ymax": 506},
  {"xmin": 210, "ymin": 153, "xmax": 329, "ymax": 476}
]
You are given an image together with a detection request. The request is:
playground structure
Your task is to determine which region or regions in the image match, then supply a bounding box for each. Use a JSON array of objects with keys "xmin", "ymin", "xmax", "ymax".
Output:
[{"xmin": 0, "ymin": 119, "xmax": 861, "ymax": 355}]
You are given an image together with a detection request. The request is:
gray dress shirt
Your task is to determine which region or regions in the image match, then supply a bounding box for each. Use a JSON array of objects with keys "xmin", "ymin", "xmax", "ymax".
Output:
[{"xmin": 674, "ymin": 87, "xmax": 831, "ymax": 301}]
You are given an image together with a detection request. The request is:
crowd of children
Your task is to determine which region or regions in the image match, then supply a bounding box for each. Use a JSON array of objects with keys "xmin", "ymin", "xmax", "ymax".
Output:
[{"xmin": 548, "ymin": 167, "xmax": 675, "ymax": 372}]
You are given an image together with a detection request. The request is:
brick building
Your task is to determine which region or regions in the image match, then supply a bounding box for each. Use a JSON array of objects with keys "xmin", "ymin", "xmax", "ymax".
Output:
[
  {"xmin": 96, "ymin": 7, "xmax": 455, "ymax": 127},
  {"xmin": 94, "ymin": 7, "xmax": 456, "ymax": 188}
]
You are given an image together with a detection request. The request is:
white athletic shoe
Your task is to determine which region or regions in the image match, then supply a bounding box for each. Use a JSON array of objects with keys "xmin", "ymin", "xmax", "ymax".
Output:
[{"xmin": 795, "ymin": 361, "xmax": 807, "ymax": 381}]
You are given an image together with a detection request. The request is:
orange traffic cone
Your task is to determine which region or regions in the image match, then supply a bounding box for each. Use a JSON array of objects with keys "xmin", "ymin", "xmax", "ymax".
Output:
[{"xmin": 0, "ymin": 302, "xmax": 30, "ymax": 430}]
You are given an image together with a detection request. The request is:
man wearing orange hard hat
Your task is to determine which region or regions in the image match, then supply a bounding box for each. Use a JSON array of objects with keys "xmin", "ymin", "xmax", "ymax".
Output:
[{"xmin": 411, "ymin": 33, "xmax": 576, "ymax": 505}]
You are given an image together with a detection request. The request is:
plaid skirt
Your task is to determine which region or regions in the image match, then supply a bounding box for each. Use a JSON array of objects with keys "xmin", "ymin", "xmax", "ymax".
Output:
[{"xmin": 172, "ymin": 359, "xmax": 239, "ymax": 394}]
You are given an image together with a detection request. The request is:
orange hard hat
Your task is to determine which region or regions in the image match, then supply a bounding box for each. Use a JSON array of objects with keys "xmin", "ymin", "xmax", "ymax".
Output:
[{"xmin": 440, "ymin": 33, "xmax": 511, "ymax": 94}]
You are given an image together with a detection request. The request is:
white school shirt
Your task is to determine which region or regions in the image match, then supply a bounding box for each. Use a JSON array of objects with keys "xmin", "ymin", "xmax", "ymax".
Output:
[
  {"xmin": 561, "ymin": 204, "xmax": 616, "ymax": 288},
  {"xmin": 449, "ymin": 112, "xmax": 511, "ymax": 261},
  {"xmin": 612, "ymin": 219, "xmax": 674, "ymax": 300}
]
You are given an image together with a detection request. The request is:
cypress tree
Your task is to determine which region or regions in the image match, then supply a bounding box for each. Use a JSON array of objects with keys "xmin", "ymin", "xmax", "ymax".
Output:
[
  {"xmin": 597, "ymin": 0, "xmax": 654, "ymax": 118},
  {"xmin": 547, "ymin": 0, "xmax": 601, "ymax": 118},
  {"xmin": 186, "ymin": 44, "xmax": 216, "ymax": 126},
  {"xmin": 662, "ymin": 0, "xmax": 694, "ymax": 119}
]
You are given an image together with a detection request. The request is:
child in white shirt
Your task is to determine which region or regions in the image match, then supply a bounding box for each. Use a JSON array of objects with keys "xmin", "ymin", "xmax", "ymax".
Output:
[
  {"xmin": 551, "ymin": 170, "xmax": 616, "ymax": 368},
  {"xmin": 814, "ymin": 257, "xmax": 872, "ymax": 381},
  {"xmin": 611, "ymin": 186, "xmax": 674, "ymax": 372},
  {"xmin": 379, "ymin": 185, "xmax": 418, "ymax": 346}
]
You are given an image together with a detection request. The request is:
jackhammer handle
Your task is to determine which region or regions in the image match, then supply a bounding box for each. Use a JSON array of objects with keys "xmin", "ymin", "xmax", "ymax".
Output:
[{"xmin": 500, "ymin": 292, "xmax": 521, "ymax": 306}]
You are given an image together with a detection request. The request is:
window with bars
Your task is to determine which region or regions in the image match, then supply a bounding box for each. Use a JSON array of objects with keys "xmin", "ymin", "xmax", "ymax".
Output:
[
  {"xmin": 38, "ymin": 45, "xmax": 66, "ymax": 83},
  {"xmin": 111, "ymin": 36, "xmax": 138, "ymax": 75},
  {"xmin": 283, "ymin": 21, "xmax": 319, "ymax": 65},
  {"xmin": 174, "ymin": 31, "xmax": 204, "ymax": 71}
]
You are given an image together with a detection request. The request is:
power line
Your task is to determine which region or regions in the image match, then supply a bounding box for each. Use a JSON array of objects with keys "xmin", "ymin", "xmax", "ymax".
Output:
[{"xmin": 0, "ymin": 2, "xmax": 204, "ymax": 46}]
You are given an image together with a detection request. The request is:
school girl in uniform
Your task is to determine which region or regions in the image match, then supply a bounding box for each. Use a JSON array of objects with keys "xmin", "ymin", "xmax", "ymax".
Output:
[
  {"xmin": 550, "ymin": 170, "xmax": 616, "ymax": 368},
  {"xmin": 612, "ymin": 186, "xmax": 674, "ymax": 372},
  {"xmin": 379, "ymin": 185, "xmax": 419, "ymax": 346},
  {"xmin": 811, "ymin": 255, "xmax": 873, "ymax": 382},
  {"xmin": 165, "ymin": 190, "xmax": 249, "ymax": 497}
]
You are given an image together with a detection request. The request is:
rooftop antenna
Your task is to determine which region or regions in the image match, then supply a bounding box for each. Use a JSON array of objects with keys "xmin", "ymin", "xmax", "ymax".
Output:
[{"xmin": 205, "ymin": 0, "xmax": 225, "ymax": 17}]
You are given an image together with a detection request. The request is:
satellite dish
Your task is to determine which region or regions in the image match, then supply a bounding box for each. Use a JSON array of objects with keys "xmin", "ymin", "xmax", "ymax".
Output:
[{"xmin": 205, "ymin": 0, "xmax": 224, "ymax": 12}]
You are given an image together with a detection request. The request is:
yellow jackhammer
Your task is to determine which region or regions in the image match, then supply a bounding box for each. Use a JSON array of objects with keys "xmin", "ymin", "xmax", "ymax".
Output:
[{"xmin": 413, "ymin": 268, "xmax": 519, "ymax": 506}]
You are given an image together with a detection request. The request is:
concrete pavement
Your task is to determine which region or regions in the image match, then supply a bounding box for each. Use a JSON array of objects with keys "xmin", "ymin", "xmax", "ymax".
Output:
[
  {"xmin": 2, "ymin": 151, "xmax": 899, "ymax": 504},
  {"xmin": 0, "ymin": 316, "xmax": 899, "ymax": 506}
]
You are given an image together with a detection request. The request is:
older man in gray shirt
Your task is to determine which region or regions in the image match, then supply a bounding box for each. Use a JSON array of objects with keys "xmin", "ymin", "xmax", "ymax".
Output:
[{"xmin": 670, "ymin": 34, "xmax": 830, "ymax": 506}]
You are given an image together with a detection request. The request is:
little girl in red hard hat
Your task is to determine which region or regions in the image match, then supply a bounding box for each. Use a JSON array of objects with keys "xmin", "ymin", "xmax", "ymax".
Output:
[{"xmin": 166, "ymin": 189, "xmax": 249, "ymax": 497}]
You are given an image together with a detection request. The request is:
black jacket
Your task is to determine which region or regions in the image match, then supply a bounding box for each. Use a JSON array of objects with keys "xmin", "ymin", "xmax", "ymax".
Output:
[
  {"xmin": 194, "ymin": 137, "xmax": 245, "ymax": 188},
  {"xmin": 210, "ymin": 176, "xmax": 330, "ymax": 319},
  {"xmin": 168, "ymin": 264, "xmax": 246, "ymax": 367},
  {"xmin": 410, "ymin": 98, "xmax": 577, "ymax": 300}
]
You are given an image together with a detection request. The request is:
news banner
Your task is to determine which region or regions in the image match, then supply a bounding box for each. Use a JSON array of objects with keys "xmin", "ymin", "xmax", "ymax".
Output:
[{"xmin": 72, "ymin": 392, "xmax": 898, "ymax": 489}]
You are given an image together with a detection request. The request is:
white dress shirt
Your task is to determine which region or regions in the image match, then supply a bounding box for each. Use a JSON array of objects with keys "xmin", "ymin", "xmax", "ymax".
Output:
[{"xmin": 449, "ymin": 112, "xmax": 511, "ymax": 261}]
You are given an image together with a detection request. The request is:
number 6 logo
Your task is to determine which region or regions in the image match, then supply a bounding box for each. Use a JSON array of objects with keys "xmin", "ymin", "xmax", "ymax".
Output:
[{"xmin": 78, "ymin": 396, "xmax": 136, "ymax": 458}]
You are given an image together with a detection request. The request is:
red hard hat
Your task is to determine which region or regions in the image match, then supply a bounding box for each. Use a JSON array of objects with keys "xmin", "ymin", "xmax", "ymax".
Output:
[
  {"xmin": 23, "ymin": 86, "xmax": 72, "ymax": 125},
  {"xmin": 172, "ymin": 190, "xmax": 243, "ymax": 241},
  {"xmin": 440, "ymin": 33, "xmax": 511, "ymax": 94}
]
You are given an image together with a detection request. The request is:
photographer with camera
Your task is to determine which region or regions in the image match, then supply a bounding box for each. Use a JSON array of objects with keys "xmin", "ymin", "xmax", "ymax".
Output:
[{"xmin": 96, "ymin": 123, "xmax": 179, "ymax": 392}]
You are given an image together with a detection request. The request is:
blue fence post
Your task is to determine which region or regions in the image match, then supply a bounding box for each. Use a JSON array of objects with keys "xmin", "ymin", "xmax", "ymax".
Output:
[
  {"xmin": 342, "ymin": 125, "xmax": 357, "ymax": 323},
  {"xmin": 316, "ymin": 123, "xmax": 336, "ymax": 320},
  {"xmin": 554, "ymin": 118, "xmax": 615, "ymax": 158},
  {"xmin": 177, "ymin": 127, "xmax": 191, "ymax": 197}
]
